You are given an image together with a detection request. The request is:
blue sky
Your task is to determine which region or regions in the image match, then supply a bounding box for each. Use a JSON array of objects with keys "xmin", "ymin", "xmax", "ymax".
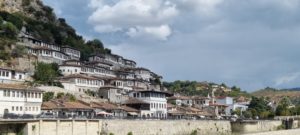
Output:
[{"xmin": 43, "ymin": 0, "xmax": 300, "ymax": 91}]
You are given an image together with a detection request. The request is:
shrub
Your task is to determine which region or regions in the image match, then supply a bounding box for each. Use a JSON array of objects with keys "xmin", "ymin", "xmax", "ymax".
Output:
[{"xmin": 190, "ymin": 130, "xmax": 197, "ymax": 135}]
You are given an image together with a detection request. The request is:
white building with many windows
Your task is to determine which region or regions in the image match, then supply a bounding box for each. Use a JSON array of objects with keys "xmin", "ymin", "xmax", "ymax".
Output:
[
  {"xmin": 59, "ymin": 60, "xmax": 116, "ymax": 78},
  {"xmin": 127, "ymin": 90, "xmax": 172, "ymax": 118},
  {"xmin": 60, "ymin": 74, "xmax": 104, "ymax": 94},
  {"xmin": 61, "ymin": 46, "xmax": 81, "ymax": 60},
  {"xmin": 0, "ymin": 84, "xmax": 43, "ymax": 117},
  {"xmin": 0, "ymin": 67, "xmax": 28, "ymax": 84}
]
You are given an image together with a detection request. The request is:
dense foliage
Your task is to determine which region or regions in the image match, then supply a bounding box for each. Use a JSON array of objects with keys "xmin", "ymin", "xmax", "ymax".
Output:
[
  {"xmin": 43, "ymin": 92, "xmax": 76, "ymax": 102},
  {"xmin": 43, "ymin": 92, "xmax": 54, "ymax": 102},
  {"xmin": 244, "ymin": 97, "xmax": 275, "ymax": 119},
  {"xmin": 163, "ymin": 80, "xmax": 250, "ymax": 97},
  {"xmin": 0, "ymin": 7, "xmax": 111, "ymax": 61},
  {"xmin": 33, "ymin": 62, "xmax": 63, "ymax": 86}
]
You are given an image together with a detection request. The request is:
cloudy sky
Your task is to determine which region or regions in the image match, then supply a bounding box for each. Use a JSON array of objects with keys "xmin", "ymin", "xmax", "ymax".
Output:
[{"xmin": 43, "ymin": 0, "xmax": 300, "ymax": 91}]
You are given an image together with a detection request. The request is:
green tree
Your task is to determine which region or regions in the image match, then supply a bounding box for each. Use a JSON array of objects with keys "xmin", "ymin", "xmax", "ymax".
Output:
[
  {"xmin": 248, "ymin": 96, "xmax": 274, "ymax": 119},
  {"xmin": 276, "ymin": 97, "xmax": 293, "ymax": 116},
  {"xmin": 33, "ymin": 62, "xmax": 61, "ymax": 85},
  {"xmin": 0, "ymin": 22, "xmax": 18, "ymax": 38},
  {"xmin": 43, "ymin": 92, "xmax": 54, "ymax": 102}
]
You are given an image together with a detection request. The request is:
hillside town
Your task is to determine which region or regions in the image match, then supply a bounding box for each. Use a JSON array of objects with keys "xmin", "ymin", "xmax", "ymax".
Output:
[{"xmin": 0, "ymin": 28, "xmax": 251, "ymax": 120}]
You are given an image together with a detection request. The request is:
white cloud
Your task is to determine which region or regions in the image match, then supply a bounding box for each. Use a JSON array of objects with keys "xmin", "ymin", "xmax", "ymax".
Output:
[
  {"xmin": 88, "ymin": 0, "xmax": 178, "ymax": 40},
  {"xmin": 126, "ymin": 25, "xmax": 171, "ymax": 40}
]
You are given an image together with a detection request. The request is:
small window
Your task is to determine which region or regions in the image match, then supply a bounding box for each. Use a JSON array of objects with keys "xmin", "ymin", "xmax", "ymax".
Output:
[
  {"xmin": 16, "ymin": 106, "xmax": 19, "ymax": 111},
  {"xmin": 20, "ymin": 107, "xmax": 23, "ymax": 111},
  {"xmin": 12, "ymin": 91, "xmax": 15, "ymax": 97},
  {"xmin": 12, "ymin": 106, "xmax": 14, "ymax": 111}
]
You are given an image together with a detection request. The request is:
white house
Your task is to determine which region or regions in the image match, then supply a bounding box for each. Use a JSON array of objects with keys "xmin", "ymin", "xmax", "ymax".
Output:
[
  {"xmin": 192, "ymin": 96, "xmax": 210, "ymax": 108},
  {"xmin": 61, "ymin": 46, "xmax": 81, "ymax": 60},
  {"xmin": 216, "ymin": 96, "xmax": 233, "ymax": 115},
  {"xmin": 168, "ymin": 95, "xmax": 193, "ymax": 107},
  {"xmin": 60, "ymin": 74, "xmax": 104, "ymax": 94},
  {"xmin": 27, "ymin": 46, "xmax": 70, "ymax": 64},
  {"xmin": 59, "ymin": 60, "xmax": 116, "ymax": 78},
  {"xmin": 0, "ymin": 67, "xmax": 28, "ymax": 84},
  {"xmin": 88, "ymin": 54, "xmax": 136, "ymax": 69},
  {"xmin": 126, "ymin": 90, "xmax": 172, "ymax": 118},
  {"xmin": 98, "ymin": 85, "xmax": 129, "ymax": 104},
  {"xmin": 0, "ymin": 84, "xmax": 43, "ymax": 117}
]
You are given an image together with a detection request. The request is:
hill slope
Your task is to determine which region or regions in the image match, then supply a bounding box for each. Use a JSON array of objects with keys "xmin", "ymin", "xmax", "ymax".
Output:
[
  {"xmin": 252, "ymin": 87, "xmax": 300, "ymax": 104},
  {"xmin": 0, "ymin": 0, "xmax": 110, "ymax": 61}
]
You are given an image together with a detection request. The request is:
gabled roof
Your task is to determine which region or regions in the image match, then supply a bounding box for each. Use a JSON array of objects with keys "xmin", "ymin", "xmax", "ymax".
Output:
[
  {"xmin": 123, "ymin": 98, "xmax": 149, "ymax": 105},
  {"xmin": 130, "ymin": 89, "xmax": 173, "ymax": 97},
  {"xmin": 0, "ymin": 84, "xmax": 42, "ymax": 92},
  {"xmin": 42, "ymin": 100, "xmax": 92, "ymax": 110},
  {"xmin": 61, "ymin": 46, "xmax": 80, "ymax": 51},
  {"xmin": 168, "ymin": 96, "xmax": 191, "ymax": 100},
  {"xmin": 60, "ymin": 74, "xmax": 99, "ymax": 80},
  {"xmin": 120, "ymin": 105, "xmax": 139, "ymax": 112}
]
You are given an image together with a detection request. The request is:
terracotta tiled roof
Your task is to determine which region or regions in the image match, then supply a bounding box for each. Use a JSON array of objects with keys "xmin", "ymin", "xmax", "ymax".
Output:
[
  {"xmin": 91, "ymin": 102, "xmax": 118, "ymax": 110},
  {"xmin": 123, "ymin": 98, "xmax": 149, "ymax": 105},
  {"xmin": 42, "ymin": 100, "xmax": 92, "ymax": 110},
  {"xmin": 168, "ymin": 96, "xmax": 191, "ymax": 100},
  {"xmin": 0, "ymin": 83, "xmax": 42, "ymax": 92},
  {"xmin": 120, "ymin": 106, "xmax": 139, "ymax": 112},
  {"xmin": 60, "ymin": 74, "xmax": 98, "ymax": 80}
]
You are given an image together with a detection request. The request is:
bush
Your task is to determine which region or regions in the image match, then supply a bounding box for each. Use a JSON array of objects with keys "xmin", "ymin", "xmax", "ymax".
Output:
[
  {"xmin": 56, "ymin": 92, "xmax": 65, "ymax": 99},
  {"xmin": 190, "ymin": 130, "xmax": 197, "ymax": 135},
  {"xmin": 127, "ymin": 132, "xmax": 133, "ymax": 135},
  {"xmin": 43, "ymin": 92, "xmax": 54, "ymax": 102},
  {"xmin": 0, "ymin": 22, "xmax": 18, "ymax": 39}
]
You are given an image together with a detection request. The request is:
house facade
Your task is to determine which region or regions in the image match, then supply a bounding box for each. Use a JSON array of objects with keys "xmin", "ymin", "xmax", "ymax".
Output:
[
  {"xmin": 127, "ymin": 90, "xmax": 172, "ymax": 118},
  {"xmin": 0, "ymin": 84, "xmax": 43, "ymax": 117},
  {"xmin": 0, "ymin": 67, "xmax": 28, "ymax": 84},
  {"xmin": 60, "ymin": 74, "xmax": 104, "ymax": 94},
  {"xmin": 61, "ymin": 46, "xmax": 81, "ymax": 60}
]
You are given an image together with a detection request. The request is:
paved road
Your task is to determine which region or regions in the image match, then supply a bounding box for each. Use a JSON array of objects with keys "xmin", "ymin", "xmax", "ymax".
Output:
[{"xmin": 244, "ymin": 128, "xmax": 300, "ymax": 135}]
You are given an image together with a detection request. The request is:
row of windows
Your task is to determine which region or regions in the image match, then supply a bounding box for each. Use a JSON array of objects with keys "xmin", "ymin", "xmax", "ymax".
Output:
[
  {"xmin": 11, "ymin": 106, "xmax": 39, "ymax": 112},
  {"xmin": 3, "ymin": 90, "xmax": 42, "ymax": 99},
  {"xmin": 76, "ymin": 79, "xmax": 103, "ymax": 86},
  {"xmin": 0, "ymin": 70, "xmax": 9, "ymax": 77},
  {"xmin": 54, "ymin": 52, "xmax": 69, "ymax": 59},
  {"xmin": 133, "ymin": 93, "xmax": 165, "ymax": 98},
  {"xmin": 62, "ymin": 67, "xmax": 114, "ymax": 76},
  {"xmin": 63, "ymin": 48, "xmax": 80, "ymax": 55},
  {"xmin": 150, "ymin": 103, "xmax": 167, "ymax": 109}
]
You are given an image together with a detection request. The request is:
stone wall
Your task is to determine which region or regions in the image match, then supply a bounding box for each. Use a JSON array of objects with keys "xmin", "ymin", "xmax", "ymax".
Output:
[
  {"xmin": 19, "ymin": 119, "xmax": 231, "ymax": 135},
  {"xmin": 231, "ymin": 120, "xmax": 283, "ymax": 134},
  {"xmin": 102, "ymin": 120, "xmax": 231, "ymax": 135},
  {"xmin": 7, "ymin": 119, "xmax": 298, "ymax": 135},
  {"xmin": 23, "ymin": 120, "xmax": 102, "ymax": 135}
]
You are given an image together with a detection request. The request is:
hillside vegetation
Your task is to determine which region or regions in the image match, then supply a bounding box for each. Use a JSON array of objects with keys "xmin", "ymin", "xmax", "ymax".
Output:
[
  {"xmin": 0, "ymin": 0, "xmax": 110, "ymax": 61},
  {"xmin": 163, "ymin": 80, "xmax": 251, "ymax": 98},
  {"xmin": 252, "ymin": 87, "xmax": 300, "ymax": 104}
]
